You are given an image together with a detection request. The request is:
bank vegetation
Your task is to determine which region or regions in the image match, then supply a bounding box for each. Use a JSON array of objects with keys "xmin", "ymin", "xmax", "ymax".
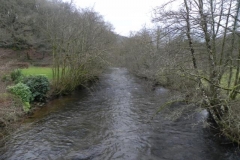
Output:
[
  {"xmin": 0, "ymin": 0, "xmax": 115, "ymax": 136},
  {"xmin": 114, "ymin": 0, "xmax": 240, "ymax": 144}
]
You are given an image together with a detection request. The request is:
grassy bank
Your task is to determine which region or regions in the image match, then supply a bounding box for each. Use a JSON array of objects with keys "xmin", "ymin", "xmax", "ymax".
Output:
[{"xmin": 21, "ymin": 67, "xmax": 53, "ymax": 80}]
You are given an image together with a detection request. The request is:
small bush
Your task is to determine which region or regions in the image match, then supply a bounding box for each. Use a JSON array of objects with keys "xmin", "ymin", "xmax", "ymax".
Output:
[
  {"xmin": 7, "ymin": 83, "xmax": 33, "ymax": 112},
  {"xmin": 23, "ymin": 75, "xmax": 50, "ymax": 102},
  {"xmin": 1, "ymin": 69, "xmax": 24, "ymax": 83},
  {"xmin": 7, "ymin": 83, "xmax": 32, "ymax": 103},
  {"xmin": 1, "ymin": 74, "xmax": 11, "ymax": 82},
  {"xmin": 10, "ymin": 69, "xmax": 23, "ymax": 82}
]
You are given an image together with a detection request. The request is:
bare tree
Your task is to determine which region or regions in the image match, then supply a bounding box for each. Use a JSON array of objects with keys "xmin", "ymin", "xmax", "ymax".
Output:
[
  {"xmin": 36, "ymin": 1, "xmax": 116, "ymax": 94},
  {"xmin": 152, "ymin": 0, "xmax": 240, "ymax": 142}
]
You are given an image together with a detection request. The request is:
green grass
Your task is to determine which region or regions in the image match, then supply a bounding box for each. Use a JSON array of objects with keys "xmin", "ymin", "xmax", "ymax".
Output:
[
  {"xmin": 21, "ymin": 67, "xmax": 53, "ymax": 80},
  {"xmin": 200, "ymin": 69, "xmax": 237, "ymax": 88},
  {"xmin": 200, "ymin": 69, "xmax": 240, "ymax": 98},
  {"xmin": 220, "ymin": 69, "xmax": 237, "ymax": 88}
]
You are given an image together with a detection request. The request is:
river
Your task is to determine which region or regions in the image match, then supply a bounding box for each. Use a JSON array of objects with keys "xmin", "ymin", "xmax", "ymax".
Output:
[{"xmin": 0, "ymin": 68, "xmax": 239, "ymax": 160}]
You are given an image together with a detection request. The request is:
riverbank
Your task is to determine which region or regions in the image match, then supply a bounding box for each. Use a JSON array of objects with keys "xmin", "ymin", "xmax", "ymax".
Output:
[
  {"xmin": 128, "ymin": 69, "xmax": 240, "ymax": 146},
  {"xmin": 0, "ymin": 75, "xmax": 99, "ymax": 145},
  {"xmin": 1, "ymin": 67, "xmax": 239, "ymax": 159},
  {"xmin": 0, "ymin": 43, "xmax": 106, "ymax": 143}
]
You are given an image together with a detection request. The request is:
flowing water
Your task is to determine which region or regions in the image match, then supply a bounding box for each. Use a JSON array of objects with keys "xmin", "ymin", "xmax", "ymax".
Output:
[{"xmin": 0, "ymin": 68, "xmax": 239, "ymax": 160}]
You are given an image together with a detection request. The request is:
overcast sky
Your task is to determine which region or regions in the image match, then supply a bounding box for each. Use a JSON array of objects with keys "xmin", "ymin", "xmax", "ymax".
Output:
[{"xmin": 67, "ymin": 0, "xmax": 168, "ymax": 36}]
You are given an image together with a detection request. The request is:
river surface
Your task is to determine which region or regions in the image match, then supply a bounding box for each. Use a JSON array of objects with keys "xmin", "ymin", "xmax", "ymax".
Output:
[{"xmin": 0, "ymin": 68, "xmax": 239, "ymax": 160}]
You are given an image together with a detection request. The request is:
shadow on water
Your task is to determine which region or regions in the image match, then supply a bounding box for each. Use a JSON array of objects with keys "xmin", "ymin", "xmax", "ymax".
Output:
[{"xmin": 0, "ymin": 68, "xmax": 240, "ymax": 160}]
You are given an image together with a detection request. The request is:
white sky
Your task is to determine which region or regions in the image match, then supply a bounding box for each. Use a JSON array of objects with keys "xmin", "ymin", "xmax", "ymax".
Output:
[{"xmin": 68, "ymin": 0, "xmax": 169, "ymax": 36}]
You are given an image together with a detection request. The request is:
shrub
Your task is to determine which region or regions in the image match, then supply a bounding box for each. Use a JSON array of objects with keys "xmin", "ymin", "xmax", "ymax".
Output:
[
  {"xmin": 7, "ymin": 83, "xmax": 32, "ymax": 102},
  {"xmin": 1, "ymin": 74, "xmax": 11, "ymax": 82},
  {"xmin": 23, "ymin": 75, "xmax": 50, "ymax": 102},
  {"xmin": 7, "ymin": 83, "xmax": 33, "ymax": 112},
  {"xmin": 10, "ymin": 69, "xmax": 23, "ymax": 82}
]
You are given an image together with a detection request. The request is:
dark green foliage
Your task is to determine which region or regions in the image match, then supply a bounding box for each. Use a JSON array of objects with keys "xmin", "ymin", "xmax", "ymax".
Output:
[
  {"xmin": 7, "ymin": 82, "xmax": 32, "ymax": 103},
  {"xmin": 23, "ymin": 75, "xmax": 50, "ymax": 102}
]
